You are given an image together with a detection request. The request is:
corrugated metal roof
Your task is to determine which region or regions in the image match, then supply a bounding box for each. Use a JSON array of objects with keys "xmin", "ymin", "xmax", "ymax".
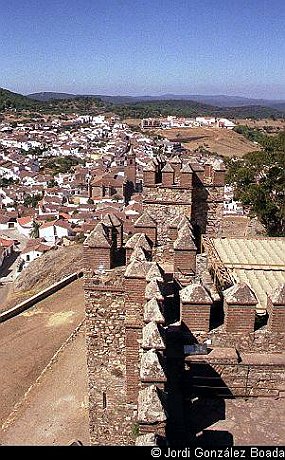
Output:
[
  {"xmin": 213, "ymin": 238, "xmax": 285, "ymax": 268},
  {"xmin": 211, "ymin": 237, "xmax": 285, "ymax": 314},
  {"xmin": 233, "ymin": 269, "xmax": 285, "ymax": 314}
]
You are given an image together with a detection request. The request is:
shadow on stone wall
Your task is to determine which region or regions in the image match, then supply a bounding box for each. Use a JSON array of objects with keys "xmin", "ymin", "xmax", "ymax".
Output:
[
  {"xmin": 165, "ymin": 326, "xmax": 235, "ymax": 447},
  {"xmin": 209, "ymin": 299, "xmax": 224, "ymax": 330},
  {"xmin": 183, "ymin": 363, "xmax": 234, "ymax": 446}
]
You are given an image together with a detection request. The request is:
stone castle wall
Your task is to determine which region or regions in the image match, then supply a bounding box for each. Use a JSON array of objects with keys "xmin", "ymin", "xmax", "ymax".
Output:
[
  {"xmin": 186, "ymin": 355, "xmax": 285, "ymax": 398},
  {"xmin": 83, "ymin": 152, "xmax": 284, "ymax": 446},
  {"xmin": 191, "ymin": 184, "xmax": 224, "ymax": 236},
  {"xmin": 84, "ymin": 280, "xmax": 137, "ymax": 445},
  {"xmin": 209, "ymin": 328, "xmax": 285, "ymax": 353},
  {"xmin": 143, "ymin": 182, "xmax": 224, "ymax": 243},
  {"xmin": 143, "ymin": 186, "xmax": 192, "ymax": 245}
]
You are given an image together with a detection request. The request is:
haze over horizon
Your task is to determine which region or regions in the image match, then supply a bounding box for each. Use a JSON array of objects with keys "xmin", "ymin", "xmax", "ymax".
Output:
[
  {"xmin": 1, "ymin": 0, "xmax": 285, "ymax": 99},
  {"xmin": 23, "ymin": 91, "xmax": 284, "ymax": 102}
]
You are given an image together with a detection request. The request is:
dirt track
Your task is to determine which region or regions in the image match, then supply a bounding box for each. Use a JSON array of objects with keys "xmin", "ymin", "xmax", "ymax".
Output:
[
  {"xmin": 0, "ymin": 279, "xmax": 85, "ymax": 430},
  {"xmin": 1, "ymin": 325, "xmax": 89, "ymax": 446}
]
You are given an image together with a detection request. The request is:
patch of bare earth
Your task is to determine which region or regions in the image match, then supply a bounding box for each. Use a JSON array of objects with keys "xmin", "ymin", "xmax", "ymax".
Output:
[
  {"xmin": 1, "ymin": 324, "xmax": 89, "ymax": 446},
  {"xmin": 3, "ymin": 244, "xmax": 85, "ymax": 310},
  {"xmin": 236, "ymin": 118, "xmax": 285, "ymax": 130},
  {"xmin": 124, "ymin": 118, "xmax": 141, "ymax": 127},
  {"xmin": 0, "ymin": 279, "xmax": 85, "ymax": 431},
  {"xmin": 155, "ymin": 127, "xmax": 260, "ymax": 157}
]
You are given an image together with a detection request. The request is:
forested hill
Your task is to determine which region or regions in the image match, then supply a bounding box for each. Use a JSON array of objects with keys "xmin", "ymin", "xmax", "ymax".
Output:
[
  {"xmin": 111, "ymin": 99, "xmax": 284, "ymax": 120},
  {"xmin": 0, "ymin": 88, "xmax": 107, "ymax": 114},
  {"xmin": 0, "ymin": 88, "xmax": 41, "ymax": 110},
  {"xmin": 1, "ymin": 87, "xmax": 284, "ymax": 119}
]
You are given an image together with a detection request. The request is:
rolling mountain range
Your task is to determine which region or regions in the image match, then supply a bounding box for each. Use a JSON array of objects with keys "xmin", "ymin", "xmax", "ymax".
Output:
[
  {"xmin": 27, "ymin": 91, "xmax": 285, "ymax": 110},
  {"xmin": 0, "ymin": 87, "xmax": 284, "ymax": 119}
]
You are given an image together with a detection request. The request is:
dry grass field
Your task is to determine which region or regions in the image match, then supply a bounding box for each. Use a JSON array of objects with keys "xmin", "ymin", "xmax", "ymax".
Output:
[
  {"xmin": 155, "ymin": 127, "xmax": 260, "ymax": 157},
  {"xmin": 236, "ymin": 118, "xmax": 285, "ymax": 129}
]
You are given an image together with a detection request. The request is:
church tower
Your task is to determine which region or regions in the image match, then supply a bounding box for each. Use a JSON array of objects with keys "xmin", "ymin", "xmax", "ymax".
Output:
[{"xmin": 125, "ymin": 144, "xmax": 136, "ymax": 186}]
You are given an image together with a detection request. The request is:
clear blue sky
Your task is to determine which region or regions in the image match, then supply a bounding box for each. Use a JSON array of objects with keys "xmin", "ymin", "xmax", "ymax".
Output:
[{"xmin": 0, "ymin": 0, "xmax": 284, "ymax": 98}]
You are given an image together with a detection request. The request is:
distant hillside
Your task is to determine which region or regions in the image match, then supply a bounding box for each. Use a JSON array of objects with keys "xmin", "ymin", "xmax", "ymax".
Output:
[
  {"xmin": 215, "ymin": 104, "xmax": 284, "ymax": 119},
  {"xmin": 27, "ymin": 91, "xmax": 285, "ymax": 109},
  {"xmin": 113, "ymin": 99, "xmax": 221, "ymax": 119},
  {"xmin": 42, "ymin": 96, "xmax": 107, "ymax": 114},
  {"xmin": 0, "ymin": 88, "xmax": 40, "ymax": 110},
  {"xmin": 28, "ymin": 93, "xmax": 283, "ymax": 119},
  {"xmin": 153, "ymin": 94, "xmax": 285, "ymax": 108},
  {"xmin": 112, "ymin": 99, "xmax": 284, "ymax": 120},
  {"xmin": 0, "ymin": 87, "xmax": 107, "ymax": 114},
  {"xmin": 1, "ymin": 87, "xmax": 284, "ymax": 119},
  {"xmin": 27, "ymin": 92, "xmax": 78, "ymax": 101},
  {"xmin": 27, "ymin": 92, "xmax": 139, "ymax": 104},
  {"xmin": 269, "ymin": 102, "xmax": 285, "ymax": 111}
]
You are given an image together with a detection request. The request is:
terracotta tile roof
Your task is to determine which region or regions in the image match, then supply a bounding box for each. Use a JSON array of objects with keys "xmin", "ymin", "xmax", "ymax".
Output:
[
  {"xmin": 22, "ymin": 239, "xmax": 53, "ymax": 254},
  {"xmin": 40, "ymin": 219, "xmax": 72, "ymax": 230},
  {"xmin": 0, "ymin": 238, "xmax": 14, "ymax": 248},
  {"xmin": 17, "ymin": 216, "xmax": 33, "ymax": 226},
  {"xmin": 211, "ymin": 237, "xmax": 285, "ymax": 313},
  {"xmin": 59, "ymin": 212, "xmax": 71, "ymax": 220}
]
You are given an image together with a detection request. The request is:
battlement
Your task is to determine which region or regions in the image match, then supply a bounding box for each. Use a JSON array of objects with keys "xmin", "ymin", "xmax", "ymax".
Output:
[{"xmin": 83, "ymin": 156, "xmax": 285, "ymax": 446}]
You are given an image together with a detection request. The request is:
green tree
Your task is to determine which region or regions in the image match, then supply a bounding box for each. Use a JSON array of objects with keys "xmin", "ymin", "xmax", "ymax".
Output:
[
  {"xmin": 30, "ymin": 221, "xmax": 40, "ymax": 238},
  {"xmin": 47, "ymin": 178, "xmax": 58, "ymax": 188},
  {"xmin": 24, "ymin": 193, "xmax": 43, "ymax": 208},
  {"xmin": 225, "ymin": 131, "xmax": 285, "ymax": 236}
]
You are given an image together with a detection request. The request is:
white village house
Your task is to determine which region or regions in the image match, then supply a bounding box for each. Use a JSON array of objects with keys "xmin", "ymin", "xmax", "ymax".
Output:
[
  {"xmin": 38, "ymin": 219, "xmax": 74, "ymax": 244},
  {"xmin": 16, "ymin": 216, "xmax": 34, "ymax": 237},
  {"xmin": 20, "ymin": 239, "xmax": 53, "ymax": 269}
]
